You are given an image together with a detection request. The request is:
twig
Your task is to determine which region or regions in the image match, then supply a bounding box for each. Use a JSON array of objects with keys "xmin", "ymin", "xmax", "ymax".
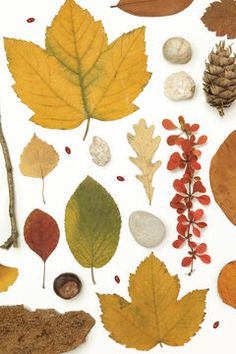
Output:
[{"xmin": 0, "ymin": 114, "xmax": 19, "ymax": 249}]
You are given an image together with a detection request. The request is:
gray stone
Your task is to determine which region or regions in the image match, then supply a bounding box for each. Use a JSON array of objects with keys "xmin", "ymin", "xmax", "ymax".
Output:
[
  {"xmin": 129, "ymin": 211, "xmax": 165, "ymax": 248},
  {"xmin": 89, "ymin": 136, "xmax": 111, "ymax": 166}
]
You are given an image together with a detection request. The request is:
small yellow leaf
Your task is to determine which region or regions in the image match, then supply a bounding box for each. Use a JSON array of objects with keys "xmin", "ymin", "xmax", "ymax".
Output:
[
  {"xmin": 0, "ymin": 264, "xmax": 18, "ymax": 292},
  {"xmin": 127, "ymin": 119, "xmax": 161, "ymax": 204},
  {"xmin": 20, "ymin": 134, "xmax": 59, "ymax": 178},
  {"xmin": 85, "ymin": 27, "xmax": 151, "ymax": 120},
  {"xmin": 20, "ymin": 134, "xmax": 59, "ymax": 203},
  {"xmin": 98, "ymin": 254, "xmax": 207, "ymax": 350},
  {"xmin": 4, "ymin": 38, "xmax": 86, "ymax": 129}
]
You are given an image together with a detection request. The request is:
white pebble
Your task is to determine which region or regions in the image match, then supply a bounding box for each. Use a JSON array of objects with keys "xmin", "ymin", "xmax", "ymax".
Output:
[
  {"xmin": 164, "ymin": 71, "xmax": 195, "ymax": 101},
  {"xmin": 129, "ymin": 211, "xmax": 165, "ymax": 248},
  {"xmin": 89, "ymin": 136, "xmax": 111, "ymax": 166},
  {"xmin": 163, "ymin": 37, "xmax": 192, "ymax": 64}
]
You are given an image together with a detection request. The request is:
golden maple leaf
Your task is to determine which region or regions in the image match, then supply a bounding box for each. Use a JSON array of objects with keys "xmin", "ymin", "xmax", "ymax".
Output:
[
  {"xmin": 4, "ymin": 0, "xmax": 151, "ymax": 140},
  {"xmin": 127, "ymin": 119, "xmax": 161, "ymax": 205},
  {"xmin": 98, "ymin": 253, "xmax": 207, "ymax": 350}
]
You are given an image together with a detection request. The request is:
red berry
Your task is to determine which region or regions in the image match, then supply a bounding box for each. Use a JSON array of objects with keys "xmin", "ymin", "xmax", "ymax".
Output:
[
  {"xmin": 114, "ymin": 275, "xmax": 120, "ymax": 284},
  {"xmin": 213, "ymin": 321, "xmax": 220, "ymax": 329},
  {"xmin": 117, "ymin": 176, "xmax": 125, "ymax": 182},
  {"xmin": 27, "ymin": 17, "xmax": 35, "ymax": 23},
  {"xmin": 65, "ymin": 146, "xmax": 71, "ymax": 154}
]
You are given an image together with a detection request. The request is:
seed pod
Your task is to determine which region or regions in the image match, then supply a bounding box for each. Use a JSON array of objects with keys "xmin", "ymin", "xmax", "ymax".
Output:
[
  {"xmin": 53, "ymin": 273, "xmax": 82, "ymax": 300},
  {"xmin": 163, "ymin": 37, "xmax": 192, "ymax": 64}
]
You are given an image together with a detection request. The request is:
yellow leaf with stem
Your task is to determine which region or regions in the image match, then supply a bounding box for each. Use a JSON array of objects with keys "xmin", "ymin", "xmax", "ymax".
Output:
[
  {"xmin": 20, "ymin": 134, "xmax": 59, "ymax": 203},
  {"xmin": 4, "ymin": 0, "xmax": 151, "ymax": 140},
  {"xmin": 98, "ymin": 253, "xmax": 208, "ymax": 350}
]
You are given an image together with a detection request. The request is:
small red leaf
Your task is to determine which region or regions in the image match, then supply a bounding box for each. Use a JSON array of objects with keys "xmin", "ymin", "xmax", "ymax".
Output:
[
  {"xmin": 197, "ymin": 135, "xmax": 208, "ymax": 145},
  {"xmin": 182, "ymin": 257, "xmax": 193, "ymax": 267},
  {"xmin": 173, "ymin": 238, "xmax": 185, "ymax": 249},
  {"xmin": 178, "ymin": 214, "xmax": 188, "ymax": 223},
  {"xmin": 196, "ymin": 195, "xmax": 211, "ymax": 205},
  {"xmin": 188, "ymin": 241, "xmax": 197, "ymax": 248},
  {"xmin": 192, "ymin": 226, "xmax": 201, "ymax": 237},
  {"xmin": 196, "ymin": 222, "xmax": 207, "ymax": 228},
  {"xmin": 173, "ymin": 179, "xmax": 187, "ymax": 194},
  {"xmin": 198, "ymin": 254, "xmax": 211, "ymax": 264},
  {"xmin": 177, "ymin": 223, "xmax": 187, "ymax": 236},
  {"xmin": 167, "ymin": 135, "xmax": 179, "ymax": 146},
  {"xmin": 162, "ymin": 119, "xmax": 176, "ymax": 130},
  {"xmin": 193, "ymin": 181, "xmax": 206, "ymax": 193},
  {"xmin": 195, "ymin": 243, "xmax": 207, "ymax": 254},
  {"xmin": 193, "ymin": 209, "xmax": 204, "ymax": 221},
  {"xmin": 190, "ymin": 124, "xmax": 200, "ymax": 132}
]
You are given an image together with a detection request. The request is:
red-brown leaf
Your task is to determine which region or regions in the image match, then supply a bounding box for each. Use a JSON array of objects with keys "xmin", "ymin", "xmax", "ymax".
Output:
[
  {"xmin": 201, "ymin": 0, "xmax": 236, "ymax": 39},
  {"xmin": 182, "ymin": 256, "xmax": 193, "ymax": 267},
  {"xmin": 24, "ymin": 209, "xmax": 60, "ymax": 262},
  {"xmin": 162, "ymin": 119, "xmax": 176, "ymax": 130}
]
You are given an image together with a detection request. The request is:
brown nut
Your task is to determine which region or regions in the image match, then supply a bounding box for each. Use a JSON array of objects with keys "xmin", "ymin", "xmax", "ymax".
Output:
[{"xmin": 53, "ymin": 273, "xmax": 82, "ymax": 299}]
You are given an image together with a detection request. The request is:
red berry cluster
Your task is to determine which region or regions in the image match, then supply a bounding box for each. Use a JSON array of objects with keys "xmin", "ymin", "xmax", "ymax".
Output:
[{"xmin": 162, "ymin": 116, "xmax": 211, "ymax": 275}]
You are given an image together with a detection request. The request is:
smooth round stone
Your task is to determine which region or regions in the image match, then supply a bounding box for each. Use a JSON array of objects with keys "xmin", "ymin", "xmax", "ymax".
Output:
[{"xmin": 129, "ymin": 211, "xmax": 165, "ymax": 248}]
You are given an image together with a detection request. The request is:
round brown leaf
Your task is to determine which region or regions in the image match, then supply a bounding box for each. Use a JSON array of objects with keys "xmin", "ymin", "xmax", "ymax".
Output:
[
  {"xmin": 218, "ymin": 261, "xmax": 236, "ymax": 308},
  {"xmin": 113, "ymin": 0, "xmax": 193, "ymax": 17},
  {"xmin": 24, "ymin": 209, "xmax": 60, "ymax": 262},
  {"xmin": 210, "ymin": 130, "xmax": 236, "ymax": 225}
]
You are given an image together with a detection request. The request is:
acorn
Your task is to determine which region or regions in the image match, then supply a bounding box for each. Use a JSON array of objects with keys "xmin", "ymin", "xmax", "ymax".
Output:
[{"xmin": 53, "ymin": 273, "xmax": 82, "ymax": 299}]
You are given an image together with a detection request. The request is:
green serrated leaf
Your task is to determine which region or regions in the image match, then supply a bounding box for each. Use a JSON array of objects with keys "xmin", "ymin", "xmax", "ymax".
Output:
[{"xmin": 65, "ymin": 176, "xmax": 121, "ymax": 284}]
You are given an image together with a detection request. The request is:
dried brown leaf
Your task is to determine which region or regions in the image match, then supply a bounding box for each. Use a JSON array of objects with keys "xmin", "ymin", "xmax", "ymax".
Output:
[
  {"xmin": 210, "ymin": 130, "xmax": 236, "ymax": 225},
  {"xmin": 201, "ymin": 0, "xmax": 236, "ymax": 39},
  {"xmin": 127, "ymin": 119, "xmax": 161, "ymax": 205},
  {"xmin": 112, "ymin": 0, "xmax": 193, "ymax": 17},
  {"xmin": 218, "ymin": 260, "xmax": 236, "ymax": 308},
  {"xmin": 0, "ymin": 305, "xmax": 95, "ymax": 354}
]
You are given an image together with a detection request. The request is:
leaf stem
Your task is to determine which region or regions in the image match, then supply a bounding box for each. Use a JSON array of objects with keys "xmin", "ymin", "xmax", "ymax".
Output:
[
  {"xmin": 42, "ymin": 177, "xmax": 46, "ymax": 204},
  {"xmin": 91, "ymin": 266, "xmax": 96, "ymax": 285},
  {"xmin": 83, "ymin": 117, "xmax": 91, "ymax": 141},
  {"xmin": 0, "ymin": 114, "xmax": 19, "ymax": 249},
  {"xmin": 42, "ymin": 262, "xmax": 46, "ymax": 289}
]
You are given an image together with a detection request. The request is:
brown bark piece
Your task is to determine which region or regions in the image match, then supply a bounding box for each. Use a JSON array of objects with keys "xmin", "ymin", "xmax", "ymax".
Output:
[
  {"xmin": 0, "ymin": 305, "xmax": 95, "ymax": 354},
  {"xmin": 210, "ymin": 130, "xmax": 236, "ymax": 225}
]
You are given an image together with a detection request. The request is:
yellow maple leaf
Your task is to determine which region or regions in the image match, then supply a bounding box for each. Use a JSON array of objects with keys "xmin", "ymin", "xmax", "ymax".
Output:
[
  {"xmin": 20, "ymin": 134, "xmax": 59, "ymax": 203},
  {"xmin": 98, "ymin": 253, "xmax": 207, "ymax": 350},
  {"xmin": 4, "ymin": 0, "xmax": 151, "ymax": 140},
  {"xmin": 0, "ymin": 264, "xmax": 18, "ymax": 292}
]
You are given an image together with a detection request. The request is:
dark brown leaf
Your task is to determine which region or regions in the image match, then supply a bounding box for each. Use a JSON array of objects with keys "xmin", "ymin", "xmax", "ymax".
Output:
[
  {"xmin": 0, "ymin": 305, "xmax": 95, "ymax": 354},
  {"xmin": 111, "ymin": 0, "xmax": 193, "ymax": 17},
  {"xmin": 24, "ymin": 209, "xmax": 60, "ymax": 287},
  {"xmin": 201, "ymin": 0, "xmax": 236, "ymax": 39},
  {"xmin": 210, "ymin": 130, "xmax": 236, "ymax": 225}
]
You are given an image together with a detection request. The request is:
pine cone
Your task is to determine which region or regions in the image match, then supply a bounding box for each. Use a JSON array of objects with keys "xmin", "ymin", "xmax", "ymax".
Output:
[{"xmin": 203, "ymin": 42, "xmax": 236, "ymax": 117}]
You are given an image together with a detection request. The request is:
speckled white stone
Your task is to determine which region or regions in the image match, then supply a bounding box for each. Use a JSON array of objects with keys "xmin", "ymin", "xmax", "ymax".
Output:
[
  {"xmin": 89, "ymin": 136, "xmax": 111, "ymax": 166},
  {"xmin": 164, "ymin": 71, "xmax": 195, "ymax": 101},
  {"xmin": 129, "ymin": 211, "xmax": 166, "ymax": 248}
]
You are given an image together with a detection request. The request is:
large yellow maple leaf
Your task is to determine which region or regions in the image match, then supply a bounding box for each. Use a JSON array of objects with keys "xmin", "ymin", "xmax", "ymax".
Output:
[
  {"xmin": 4, "ymin": 0, "xmax": 151, "ymax": 139},
  {"xmin": 98, "ymin": 253, "xmax": 207, "ymax": 350}
]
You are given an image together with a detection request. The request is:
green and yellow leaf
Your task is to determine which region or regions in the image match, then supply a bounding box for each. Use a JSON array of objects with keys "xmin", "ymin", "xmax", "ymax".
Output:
[
  {"xmin": 65, "ymin": 176, "xmax": 121, "ymax": 284},
  {"xmin": 98, "ymin": 254, "xmax": 207, "ymax": 350},
  {"xmin": 0, "ymin": 264, "xmax": 18, "ymax": 292}
]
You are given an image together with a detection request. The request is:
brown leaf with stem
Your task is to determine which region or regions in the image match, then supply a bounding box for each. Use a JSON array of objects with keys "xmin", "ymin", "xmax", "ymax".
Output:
[
  {"xmin": 24, "ymin": 209, "xmax": 60, "ymax": 288},
  {"xmin": 201, "ymin": 0, "xmax": 236, "ymax": 39},
  {"xmin": 111, "ymin": 0, "xmax": 193, "ymax": 17},
  {"xmin": 19, "ymin": 134, "xmax": 59, "ymax": 203},
  {"xmin": 127, "ymin": 119, "xmax": 161, "ymax": 205}
]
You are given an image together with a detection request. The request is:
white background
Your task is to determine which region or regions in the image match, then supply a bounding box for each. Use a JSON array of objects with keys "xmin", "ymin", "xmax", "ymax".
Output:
[{"xmin": 0, "ymin": 0, "xmax": 235, "ymax": 353}]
